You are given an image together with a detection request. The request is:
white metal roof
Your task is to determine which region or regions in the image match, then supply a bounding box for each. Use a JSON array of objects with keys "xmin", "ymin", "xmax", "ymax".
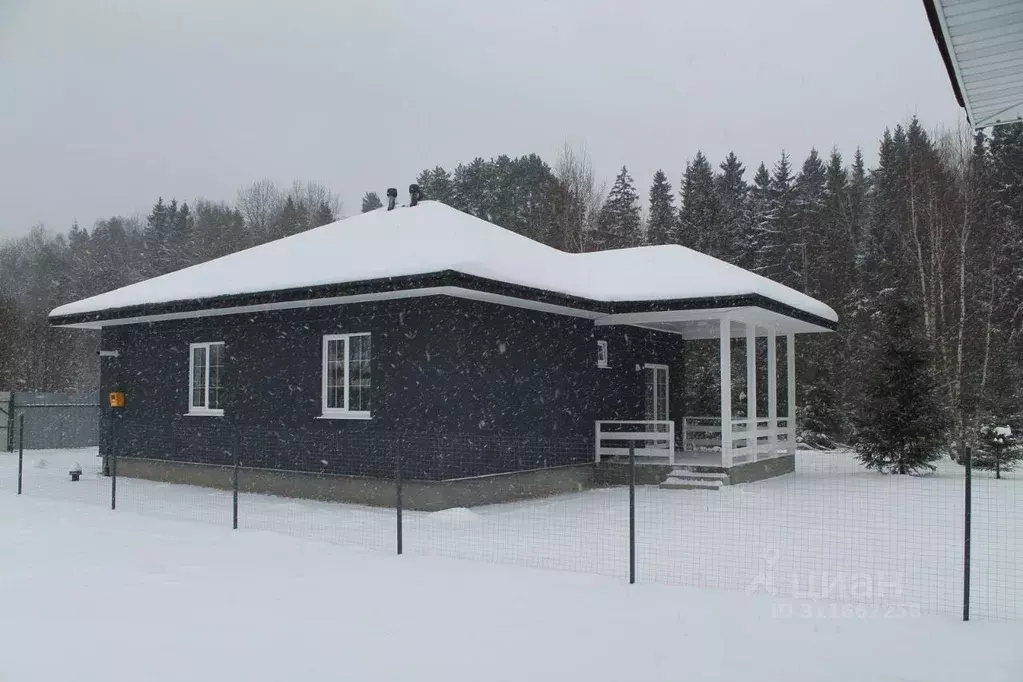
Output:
[
  {"xmin": 49, "ymin": 201, "xmax": 837, "ymax": 328},
  {"xmin": 927, "ymin": 0, "xmax": 1023, "ymax": 129}
]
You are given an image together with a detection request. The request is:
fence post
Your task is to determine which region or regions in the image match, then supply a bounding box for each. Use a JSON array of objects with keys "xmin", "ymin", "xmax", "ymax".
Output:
[
  {"xmin": 396, "ymin": 443, "xmax": 403, "ymax": 556},
  {"xmin": 17, "ymin": 414, "xmax": 24, "ymax": 494},
  {"xmin": 110, "ymin": 418, "xmax": 117, "ymax": 511},
  {"xmin": 232, "ymin": 430, "xmax": 240, "ymax": 530},
  {"xmin": 963, "ymin": 444, "xmax": 972, "ymax": 622},
  {"xmin": 629, "ymin": 443, "xmax": 636, "ymax": 585},
  {"xmin": 6, "ymin": 393, "xmax": 15, "ymax": 453}
]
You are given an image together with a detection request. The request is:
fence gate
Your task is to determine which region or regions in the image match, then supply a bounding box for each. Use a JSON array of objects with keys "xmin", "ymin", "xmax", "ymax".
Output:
[{"xmin": 2, "ymin": 392, "xmax": 100, "ymax": 451}]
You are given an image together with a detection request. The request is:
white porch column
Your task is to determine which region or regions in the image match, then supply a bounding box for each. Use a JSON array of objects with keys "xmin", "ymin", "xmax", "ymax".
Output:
[
  {"xmin": 767, "ymin": 328, "xmax": 778, "ymax": 458},
  {"xmin": 786, "ymin": 332, "xmax": 796, "ymax": 456},
  {"xmin": 720, "ymin": 317, "xmax": 732, "ymax": 467},
  {"xmin": 746, "ymin": 323, "xmax": 757, "ymax": 462}
]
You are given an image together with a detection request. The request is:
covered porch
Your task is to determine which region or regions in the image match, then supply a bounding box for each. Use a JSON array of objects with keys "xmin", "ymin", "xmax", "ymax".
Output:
[{"xmin": 593, "ymin": 306, "xmax": 818, "ymax": 473}]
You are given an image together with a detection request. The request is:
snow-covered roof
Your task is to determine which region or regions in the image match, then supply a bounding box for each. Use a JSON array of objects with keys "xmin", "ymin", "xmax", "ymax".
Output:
[{"xmin": 49, "ymin": 201, "xmax": 837, "ymax": 326}]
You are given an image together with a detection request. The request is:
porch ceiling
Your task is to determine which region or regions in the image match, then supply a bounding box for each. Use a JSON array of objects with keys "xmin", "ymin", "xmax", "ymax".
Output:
[{"xmin": 594, "ymin": 306, "xmax": 832, "ymax": 339}]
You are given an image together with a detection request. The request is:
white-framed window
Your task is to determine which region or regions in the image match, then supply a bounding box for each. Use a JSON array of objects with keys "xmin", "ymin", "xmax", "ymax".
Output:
[
  {"xmin": 597, "ymin": 340, "xmax": 609, "ymax": 368},
  {"xmin": 322, "ymin": 333, "xmax": 371, "ymax": 418},
  {"xmin": 188, "ymin": 342, "xmax": 225, "ymax": 415}
]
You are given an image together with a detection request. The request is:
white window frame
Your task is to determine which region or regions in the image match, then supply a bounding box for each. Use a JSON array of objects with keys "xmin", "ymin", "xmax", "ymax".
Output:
[
  {"xmin": 597, "ymin": 340, "xmax": 609, "ymax": 368},
  {"xmin": 188, "ymin": 341, "xmax": 225, "ymax": 416},
  {"xmin": 321, "ymin": 332, "xmax": 372, "ymax": 419}
]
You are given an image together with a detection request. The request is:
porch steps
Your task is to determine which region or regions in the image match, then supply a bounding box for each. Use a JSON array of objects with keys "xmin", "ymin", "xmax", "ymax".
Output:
[{"xmin": 659, "ymin": 469, "xmax": 729, "ymax": 491}]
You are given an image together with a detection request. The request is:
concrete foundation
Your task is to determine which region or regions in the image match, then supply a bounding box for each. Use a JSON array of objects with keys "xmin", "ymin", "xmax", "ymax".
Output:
[
  {"xmin": 726, "ymin": 454, "xmax": 795, "ymax": 484},
  {"xmin": 109, "ymin": 452, "xmax": 793, "ymax": 510},
  {"xmin": 593, "ymin": 461, "xmax": 674, "ymax": 486},
  {"xmin": 110, "ymin": 457, "xmax": 594, "ymax": 512},
  {"xmin": 594, "ymin": 453, "xmax": 795, "ymax": 487}
]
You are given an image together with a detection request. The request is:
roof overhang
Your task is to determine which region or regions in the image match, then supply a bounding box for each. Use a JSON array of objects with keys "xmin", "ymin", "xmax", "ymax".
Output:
[
  {"xmin": 925, "ymin": 0, "xmax": 1023, "ymax": 129},
  {"xmin": 49, "ymin": 270, "xmax": 837, "ymax": 334},
  {"xmin": 595, "ymin": 308, "xmax": 831, "ymax": 338}
]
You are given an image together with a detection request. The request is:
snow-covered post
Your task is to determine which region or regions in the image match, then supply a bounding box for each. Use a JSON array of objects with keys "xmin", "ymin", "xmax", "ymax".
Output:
[
  {"xmin": 396, "ymin": 440, "xmax": 403, "ymax": 556},
  {"xmin": 720, "ymin": 317, "xmax": 732, "ymax": 467},
  {"xmin": 786, "ymin": 333, "xmax": 796, "ymax": 456},
  {"xmin": 232, "ymin": 430, "xmax": 240, "ymax": 530},
  {"xmin": 629, "ymin": 443, "xmax": 636, "ymax": 585},
  {"xmin": 963, "ymin": 445, "xmax": 972, "ymax": 622},
  {"xmin": 17, "ymin": 414, "xmax": 24, "ymax": 495},
  {"xmin": 767, "ymin": 328, "xmax": 778, "ymax": 458},
  {"xmin": 110, "ymin": 446, "xmax": 117, "ymax": 511},
  {"xmin": 746, "ymin": 323, "xmax": 757, "ymax": 461}
]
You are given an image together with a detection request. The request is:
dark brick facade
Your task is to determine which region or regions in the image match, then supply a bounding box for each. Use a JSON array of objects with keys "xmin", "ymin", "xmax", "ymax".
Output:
[{"xmin": 101, "ymin": 296, "xmax": 686, "ymax": 480}]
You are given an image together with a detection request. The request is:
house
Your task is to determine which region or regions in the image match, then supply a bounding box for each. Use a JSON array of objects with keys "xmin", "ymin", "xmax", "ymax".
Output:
[
  {"xmin": 925, "ymin": 0, "xmax": 1023, "ymax": 130},
  {"xmin": 49, "ymin": 198, "xmax": 837, "ymax": 509}
]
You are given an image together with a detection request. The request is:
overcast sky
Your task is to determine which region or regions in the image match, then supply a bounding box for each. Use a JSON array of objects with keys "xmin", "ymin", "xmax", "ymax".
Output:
[{"xmin": 0, "ymin": 0, "xmax": 963, "ymax": 238}]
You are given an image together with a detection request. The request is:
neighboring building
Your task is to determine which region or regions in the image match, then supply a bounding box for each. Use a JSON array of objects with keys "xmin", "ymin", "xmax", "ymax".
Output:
[
  {"xmin": 49, "ymin": 200, "xmax": 836, "ymax": 508},
  {"xmin": 925, "ymin": 0, "xmax": 1023, "ymax": 129},
  {"xmin": 1, "ymin": 392, "xmax": 100, "ymax": 451}
]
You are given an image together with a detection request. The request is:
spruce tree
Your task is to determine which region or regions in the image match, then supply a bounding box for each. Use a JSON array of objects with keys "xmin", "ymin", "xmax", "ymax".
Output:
[
  {"xmin": 273, "ymin": 196, "xmax": 306, "ymax": 239},
  {"xmin": 361, "ymin": 192, "xmax": 383, "ymax": 213},
  {"xmin": 312, "ymin": 201, "xmax": 335, "ymax": 227},
  {"xmin": 593, "ymin": 166, "xmax": 641, "ymax": 250},
  {"xmin": 751, "ymin": 153, "xmax": 798, "ymax": 286},
  {"xmin": 453, "ymin": 158, "xmax": 492, "ymax": 217},
  {"xmin": 856, "ymin": 296, "xmax": 950, "ymax": 474},
  {"xmin": 715, "ymin": 151, "xmax": 748, "ymax": 265},
  {"xmin": 793, "ymin": 148, "xmax": 827, "ymax": 293},
  {"xmin": 506, "ymin": 153, "xmax": 561, "ymax": 244},
  {"xmin": 678, "ymin": 151, "xmax": 718, "ymax": 254},
  {"xmin": 418, "ymin": 166, "xmax": 454, "ymax": 205},
  {"xmin": 415, "ymin": 168, "xmax": 432, "ymax": 198},
  {"xmin": 973, "ymin": 424, "xmax": 1021, "ymax": 479},
  {"xmin": 848, "ymin": 148, "xmax": 868, "ymax": 260},
  {"xmin": 167, "ymin": 201, "xmax": 193, "ymax": 271},
  {"xmin": 986, "ymin": 124, "xmax": 1023, "ymax": 419},
  {"xmin": 746, "ymin": 163, "xmax": 773, "ymax": 272},
  {"xmin": 145, "ymin": 197, "xmax": 173, "ymax": 276},
  {"xmin": 646, "ymin": 170, "xmax": 675, "ymax": 245},
  {"xmin": 768, "ymin": 152, "xmax": 799, "ymax": 288}
]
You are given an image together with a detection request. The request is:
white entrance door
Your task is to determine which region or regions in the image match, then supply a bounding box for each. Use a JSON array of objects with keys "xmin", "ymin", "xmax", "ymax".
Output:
[{"xmin": 644, "ymin": 364, "xmax": 669, "ymax": 424}]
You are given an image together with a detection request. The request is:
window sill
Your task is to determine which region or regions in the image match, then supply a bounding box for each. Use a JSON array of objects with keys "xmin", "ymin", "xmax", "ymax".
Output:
[
  {"xmin": 184, "ymin": 411, "xmax": 225, "ymax": 417},
  {"xmin": 317, "ymin": 413, "xmax": 372, "ymax": 420}
]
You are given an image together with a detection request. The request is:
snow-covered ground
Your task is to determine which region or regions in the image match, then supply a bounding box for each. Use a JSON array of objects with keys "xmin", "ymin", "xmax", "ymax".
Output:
[
  {"xmin": 3, "ymin": 491, "xmax": 1022, "ymax": 682},
  {"xmin": 1, "ymin": 448, "xmax": 1020, "ymax": 623}
]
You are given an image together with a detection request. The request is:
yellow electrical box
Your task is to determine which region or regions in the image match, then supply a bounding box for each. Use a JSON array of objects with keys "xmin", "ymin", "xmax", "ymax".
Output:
[{"xmin": 109, "ymin": 392, "xmax": 125, "ymax": 408}]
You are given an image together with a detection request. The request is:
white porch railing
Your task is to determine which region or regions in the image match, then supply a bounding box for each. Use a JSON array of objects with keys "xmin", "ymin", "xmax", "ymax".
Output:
[
  {"xmin": 594, "ymin": 417, "xmax": 794, "ymax": 469},
  {"xmin": 682, "ymin": 416, "xmax": 795, "ymax": 466},
  {"xmin": 594, "ymin": 420, "xmax": 675, "ymax": 465}
]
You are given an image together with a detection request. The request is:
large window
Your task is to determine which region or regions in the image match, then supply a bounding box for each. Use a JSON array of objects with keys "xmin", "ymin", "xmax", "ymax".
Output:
[
  {"xmin": 322, "ymin": 333, "xmax": 371, "ymax": 418},
  {"xmin": 189, "ymin": 342, "xmax": 224, "ymax": 415}
]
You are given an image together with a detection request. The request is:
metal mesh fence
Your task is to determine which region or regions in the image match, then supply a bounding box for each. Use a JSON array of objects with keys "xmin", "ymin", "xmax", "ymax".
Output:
[{"xmin": 2, "ymin": 415, "xmax": 1019, "ymax": 621}]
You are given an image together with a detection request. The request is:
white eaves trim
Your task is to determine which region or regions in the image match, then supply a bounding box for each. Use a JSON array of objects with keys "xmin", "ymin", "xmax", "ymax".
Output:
[{"xmin": 54, "ymin": 287, "xmax": 605, "ymax": 330}]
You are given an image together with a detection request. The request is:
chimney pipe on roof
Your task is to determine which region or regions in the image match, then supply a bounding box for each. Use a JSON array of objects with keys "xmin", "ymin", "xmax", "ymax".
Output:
[
  {"xmin": 386, "ymin": 188, "xmax": 397, "ymax": 211},
  {"xmin": 409, "ymin": 184, "xmax": 420, "ymax": 207}
]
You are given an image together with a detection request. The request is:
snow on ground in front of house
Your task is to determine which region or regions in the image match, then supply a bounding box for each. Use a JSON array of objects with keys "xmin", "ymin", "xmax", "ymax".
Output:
[
  {"xmin": 3, "ymin": 492, "xmax": 1022, "ymax": 682},
  {"xmin": 1, "ymin": 448, "xmax": 1020, "ymax": 622}
]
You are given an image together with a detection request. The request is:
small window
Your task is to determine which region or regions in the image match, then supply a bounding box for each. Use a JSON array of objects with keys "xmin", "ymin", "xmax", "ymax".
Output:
[
  {"xmin": 322, "ymin": 333, "xmax": 371, "ymax": 418},
  {"xmin": 189, "ymin": 342, "xmax": 225, "ymax": 415},
  {"xmin": 597, "ymin": 340, "xmax": 609, "ymax": 368}
]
